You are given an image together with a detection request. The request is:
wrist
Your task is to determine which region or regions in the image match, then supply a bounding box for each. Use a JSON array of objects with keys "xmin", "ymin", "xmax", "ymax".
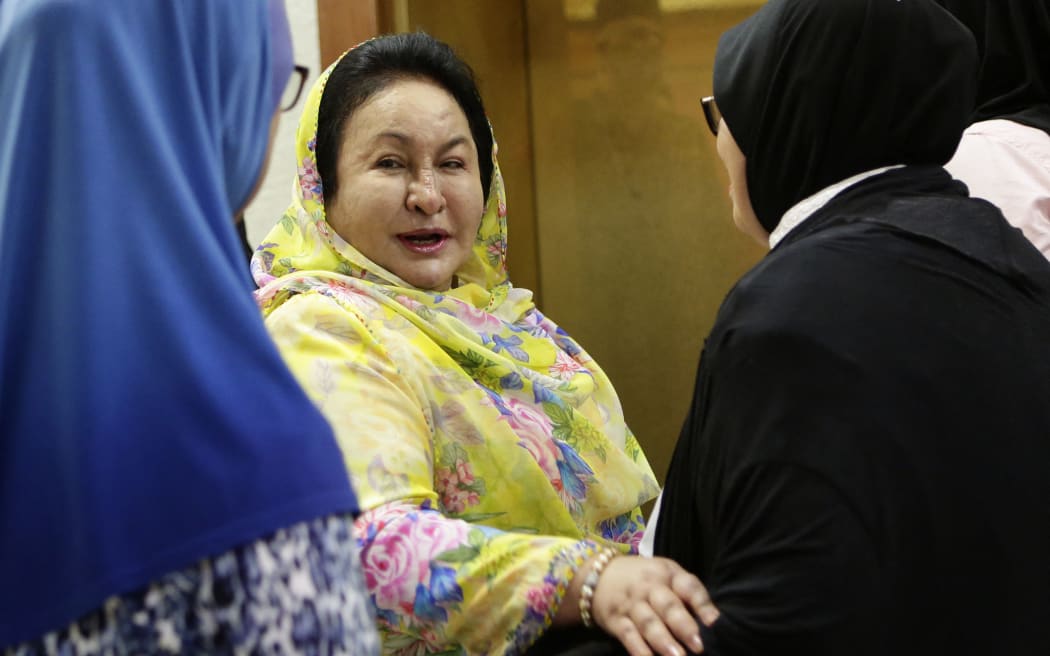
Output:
[{"xmin": 579, "ymin": 547, "xmax": 617, "ymax": 628}]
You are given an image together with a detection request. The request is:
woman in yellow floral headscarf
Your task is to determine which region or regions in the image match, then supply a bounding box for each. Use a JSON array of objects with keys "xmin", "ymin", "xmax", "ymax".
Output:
[{"xmin": 253, "ymin": 32, "xmax": 717, "ymax": 656}]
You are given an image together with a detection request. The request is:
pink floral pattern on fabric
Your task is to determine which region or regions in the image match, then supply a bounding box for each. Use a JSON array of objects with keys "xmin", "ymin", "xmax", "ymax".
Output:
[
  {"xmin": 253, "ymin": 49, "xmax": 660, "ymax": 656},
  {"xmin": 436, "ymin": 461, "xmax": 482, "ymax": 514},
  {"xmin": 298, "ymin": 156, "xmax": 322, "ymax": 201},
  {"xmin": 550, "ymin": 350, "xmax": 585, "ymax": 381}
]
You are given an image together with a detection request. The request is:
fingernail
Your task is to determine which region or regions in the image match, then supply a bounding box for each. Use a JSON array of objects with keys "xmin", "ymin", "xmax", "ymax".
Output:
[
  {"xmin": 701, "ymin": 607, "xmax": 720, "ymax": 626},
  {"xmin": 691, "ymin": 634, "xmax": 704, "ymax": 652},
  {"xmin": 668, "ymin": 646, "xmax": 683, "ymax": 656}
]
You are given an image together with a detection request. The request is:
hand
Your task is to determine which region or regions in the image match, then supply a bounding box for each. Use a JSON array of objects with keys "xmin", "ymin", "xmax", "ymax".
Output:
[{"xmin": 591, "ymin": 555, "xmax": 719, "ymax": 656}]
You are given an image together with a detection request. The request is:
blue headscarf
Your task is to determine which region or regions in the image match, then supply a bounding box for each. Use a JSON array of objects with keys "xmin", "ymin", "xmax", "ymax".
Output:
[{"xmin": 0, "ymin": 0, "xmax": 356, "ymax": 646}]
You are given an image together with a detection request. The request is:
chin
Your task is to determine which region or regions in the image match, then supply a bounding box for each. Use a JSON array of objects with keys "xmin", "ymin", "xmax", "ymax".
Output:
[{"xmin": 403, "ymin": 271, "xmax": 454, "ymax": 292}]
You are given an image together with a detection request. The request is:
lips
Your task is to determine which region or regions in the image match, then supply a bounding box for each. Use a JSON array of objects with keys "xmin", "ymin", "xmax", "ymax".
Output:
[{"xmin": 398, "ymin": 229, "xmax": 449, "ymax": 254}]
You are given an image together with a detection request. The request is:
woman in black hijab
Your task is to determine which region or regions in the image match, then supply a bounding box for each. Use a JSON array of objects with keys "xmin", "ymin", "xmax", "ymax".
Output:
[
  {"xmin": 941, "ymin": 0, "xmax": 1050, "ymax": 258},
  {"xmin": 653, "ymin": 0, "xmax": 1050, "ymax": 653}
]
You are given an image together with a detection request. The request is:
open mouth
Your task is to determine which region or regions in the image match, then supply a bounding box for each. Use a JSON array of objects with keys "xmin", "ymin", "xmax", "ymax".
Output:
[{"xmin": 398, "ymin": 230, "xmax": 449, "ymax": 254}]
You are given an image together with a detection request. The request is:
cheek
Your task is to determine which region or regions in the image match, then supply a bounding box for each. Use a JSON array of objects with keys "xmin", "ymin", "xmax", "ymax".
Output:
[
  {"xmin": 327, "ymin": 180, "xmax": 400, "ymax": 245},
  {"xmin": 451, "ymin": 181, "xmax": 485, "ymax": 238},
  {"xmin": 325, "ymin": 193, "xmax": 361, "ymax": 244}
]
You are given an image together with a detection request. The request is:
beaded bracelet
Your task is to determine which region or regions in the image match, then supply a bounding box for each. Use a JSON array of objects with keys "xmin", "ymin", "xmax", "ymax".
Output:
[{"xmin": 579, "ymin": 547, "xmax": 617, "ymax": 628}]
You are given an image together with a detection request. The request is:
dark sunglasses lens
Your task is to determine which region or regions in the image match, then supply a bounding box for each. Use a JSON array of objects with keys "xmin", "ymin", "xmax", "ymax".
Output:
[{"xmin": 701, "ymin": 97, "xmax": 720, "ymax": 136}]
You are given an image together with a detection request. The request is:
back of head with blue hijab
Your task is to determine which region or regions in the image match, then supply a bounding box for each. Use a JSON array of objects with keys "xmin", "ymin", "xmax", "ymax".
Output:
[{"xmin": 0, "ymin": 0, "xmax": 356, "ymax": 646}]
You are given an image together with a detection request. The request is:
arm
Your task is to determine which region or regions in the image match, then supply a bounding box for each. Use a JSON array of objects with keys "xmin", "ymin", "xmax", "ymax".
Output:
[
  {"xmin": 661, "ymin": 329, "xmax": 888, "ymax": 655},
  {"xmin": 699, "ymin": 464, "xmax": 882, "ymax": 655}
]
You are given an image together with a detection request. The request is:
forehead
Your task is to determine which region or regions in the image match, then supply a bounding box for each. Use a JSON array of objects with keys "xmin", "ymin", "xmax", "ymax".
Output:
[{"xmin": 344, "ymin": 78, "xmax": 472, "ymax": 143}]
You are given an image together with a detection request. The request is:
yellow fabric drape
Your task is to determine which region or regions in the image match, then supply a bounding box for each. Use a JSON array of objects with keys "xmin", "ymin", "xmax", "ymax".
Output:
[{"xmin": 252, "ymin": 49, "xmax": 659, "ymax": 655}]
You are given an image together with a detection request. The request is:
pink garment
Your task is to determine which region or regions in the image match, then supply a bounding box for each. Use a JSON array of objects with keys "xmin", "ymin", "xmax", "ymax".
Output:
[{"xmin": 946, "ymin": 119, "xmax": 1050, "ymax": 259}]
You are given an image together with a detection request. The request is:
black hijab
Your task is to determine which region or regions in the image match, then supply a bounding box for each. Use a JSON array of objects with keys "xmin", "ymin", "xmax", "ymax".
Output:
[
  {"xmin": 936, "ymin": 0, "xmax": 1050, "ymax": 134},
  {"xmin": 713, "ymin": 0, "xmax": 978, "ymax": 233}
]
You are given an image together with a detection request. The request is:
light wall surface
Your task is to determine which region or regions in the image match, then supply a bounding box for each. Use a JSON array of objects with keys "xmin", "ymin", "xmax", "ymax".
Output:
[{"xmin": 243, "ymin": 0, "xmax": 321, "ymax": 248}]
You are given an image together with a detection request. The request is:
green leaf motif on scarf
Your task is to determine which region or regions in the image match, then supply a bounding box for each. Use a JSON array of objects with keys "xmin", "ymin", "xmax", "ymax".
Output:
[
  {"xmin": 484, "ymin": 235, "xmax": 502, "ymax": 266},
  {"xmin": 434, "ymin": 528, "xmax": 487, "ymax": 564},
  {"xmin": 279, "ymin": 214, "xmax": 295, "ymax": 235},
  {"xmin": 439, "ymin": 441, "xmax": 469, "ymax": 467},
  {"xmin": 335, "ymin": 261, "xmax": 354, "ymax": 277},
  {"xmin": 449, "ymin": 349, "xmax": 504, "ymax": 392},
  {"xmin": 624, "ymin": 431, "xmax": 644, "ymax": 463},
  {"xmin": 434, "ymin": 544, "xmax": 481, "ymax": 564},
  {"xmin": 543, "ymin": 402, "xmax": 607, "ymax": 462},
  {"xmin": 413, "ymin": 303, "xmax": 438, "ymax": 322}
]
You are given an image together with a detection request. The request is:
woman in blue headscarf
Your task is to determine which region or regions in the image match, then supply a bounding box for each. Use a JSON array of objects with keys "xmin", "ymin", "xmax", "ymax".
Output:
[{"xmin": 0, "ymin": 0, "xmax": 378, "ymax": 653}]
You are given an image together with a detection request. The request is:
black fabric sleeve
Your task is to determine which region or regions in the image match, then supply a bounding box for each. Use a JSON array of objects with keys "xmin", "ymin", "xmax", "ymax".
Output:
[
  {"xmin": 659, "ymin": 322, "xmax": 908, "ymax": 654},
  {"xmin": 699, "ymin": 463, "xmax": 883, "ymax": 655}
]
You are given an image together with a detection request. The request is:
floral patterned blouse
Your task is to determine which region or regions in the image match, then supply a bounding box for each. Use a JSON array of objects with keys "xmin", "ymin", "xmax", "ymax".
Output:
[{"xmin": 253, "ymin": 47, "xmax": 661, "ymax": 656}]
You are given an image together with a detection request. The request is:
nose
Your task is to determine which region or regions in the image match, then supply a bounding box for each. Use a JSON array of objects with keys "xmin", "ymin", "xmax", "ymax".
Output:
[{"xmin": 406, "ymin": 168, "xmax": 445, "ymax": 216}]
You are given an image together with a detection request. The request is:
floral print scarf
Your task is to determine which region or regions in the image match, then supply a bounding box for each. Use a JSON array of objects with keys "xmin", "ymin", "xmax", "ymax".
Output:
[{"xmin": 252, "ymin": 50, "xmax": 660, "ymax": 655}]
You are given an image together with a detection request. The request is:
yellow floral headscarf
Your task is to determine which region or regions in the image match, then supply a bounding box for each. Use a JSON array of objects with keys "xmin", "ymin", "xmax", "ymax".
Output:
[
  {"xmin": 252, "ymin": 48, "xmax": 518, "ymax": 316},
  {"xmin": 251, "ymin": 45, "xmax": 660, "ymax": 653}
]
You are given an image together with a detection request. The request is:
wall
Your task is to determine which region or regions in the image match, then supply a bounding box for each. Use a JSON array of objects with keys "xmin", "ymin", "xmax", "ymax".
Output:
[
  {"xmin": 524, "ymin": 1, "xmax": 765, "ymax": 484},
  {"xmin": 242, "ymin": 0, "xmax": 322, "ymax": 248}
]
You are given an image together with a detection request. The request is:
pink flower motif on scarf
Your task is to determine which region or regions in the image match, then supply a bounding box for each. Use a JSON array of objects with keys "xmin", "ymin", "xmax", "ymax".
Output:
[
  {"xmin": 630, "ymin": 530, "xmax": 644, "ymax": 553},
  {"xmin": 503, "ymin": 398, "xmax": 560, "ymax": 480},
  {"xmin": 360, "ymin": 520, "xmax": 418, "ymax": 613},
  {"xmin": 504, "ymin": 397, "xmax": 554, "ymax": 439},
  {"xmin": 298, "ymin": 155, "xmax": 323, "ymax": 201},
  {"xmin": 487, "ymin": 240, "xmax": 503, "ymax": 263},
  {"xmin": 359, "ymin": 510, "xmax": 470, "ymax": 613},
  {"xmin": 525, "ymin": 582, "xmax": 557, "ymax": 617},
  {"xmin": 451, "ymin": 299, "xmax": 505, "ymax": 332},
  {"xmin": 406, "ymin": 512, "xmax": 473, "ymax": 578},
  {"xmin": 549, "ymin": 350, "xmax": 584, "ymax": 381},
  {"xmin": 436, "ymin": 461, "xmax": 481, "ymax": 513}
]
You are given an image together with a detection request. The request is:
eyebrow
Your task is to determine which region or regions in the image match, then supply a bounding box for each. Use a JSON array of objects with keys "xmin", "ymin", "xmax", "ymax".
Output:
[{"xmin": 374, "ymin": 131, "xmax": 471, "ymax": 153}]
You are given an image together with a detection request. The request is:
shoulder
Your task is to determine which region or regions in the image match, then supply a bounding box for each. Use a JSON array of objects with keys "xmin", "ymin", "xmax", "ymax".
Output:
[
  {"xmin": 264, "ymin": 284, "xmax": 447, "ymax": 379},
  {"xmin": 718, "ymin": 230, "xmax": 884, "ymax": 330},
  {"xmin": 264, "ymin": 288, "xmax": 393, "ymax": 359}
]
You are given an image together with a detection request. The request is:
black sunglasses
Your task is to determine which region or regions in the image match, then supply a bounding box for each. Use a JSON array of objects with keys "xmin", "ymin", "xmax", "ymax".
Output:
[
  {"xmin": 701, "ymin": 96, "xmax": 721, "ymax": 136},
  {"xmin": 280, "ymin": 64, "xmax": 310, "ymax": 112}
]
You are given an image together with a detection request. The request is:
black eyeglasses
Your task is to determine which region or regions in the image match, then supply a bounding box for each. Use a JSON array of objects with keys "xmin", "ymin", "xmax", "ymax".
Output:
[
  {"xmin": 701, "ymin": 96, "xmax": 721, "ymax": 136},
  {"xmin": 280, "ymin": 65, "xmax": 310, "ymax": 112}
]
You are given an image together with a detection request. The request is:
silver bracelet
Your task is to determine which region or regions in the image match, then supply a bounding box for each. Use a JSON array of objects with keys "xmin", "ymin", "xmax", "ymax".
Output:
[{"xmin": 579, "ymin": 547, "xmax": 616, "ymax": 628}]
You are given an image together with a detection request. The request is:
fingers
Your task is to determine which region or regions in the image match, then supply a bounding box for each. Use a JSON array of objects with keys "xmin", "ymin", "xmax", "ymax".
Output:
[
  {"xmin": 670, "ymin": 566, "xmax": 721, "ymax": 627},
  {"xmin": 593, "ymin": 557, "xmax": 713, "ymax": 655},
  {"xmin": 609, "ymin": 616, "xmax": 655, "ymax": 656},
  {"xmin": 647, "ymin": 585, "xmax": 704, "ymax": 654},
  {"xmin": 633, "ymin": 586, "xmax": 702, "ymax": 655}
]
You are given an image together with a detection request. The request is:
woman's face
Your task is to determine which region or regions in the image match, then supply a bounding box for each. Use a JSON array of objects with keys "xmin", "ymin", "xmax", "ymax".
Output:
[
  {"xmin": 715, "ymin": 118, "xmax": 768, "ymax": 247},
  {"xmin": 325, "ymin": 78, "xmax": 485, "ymax": 291}
]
